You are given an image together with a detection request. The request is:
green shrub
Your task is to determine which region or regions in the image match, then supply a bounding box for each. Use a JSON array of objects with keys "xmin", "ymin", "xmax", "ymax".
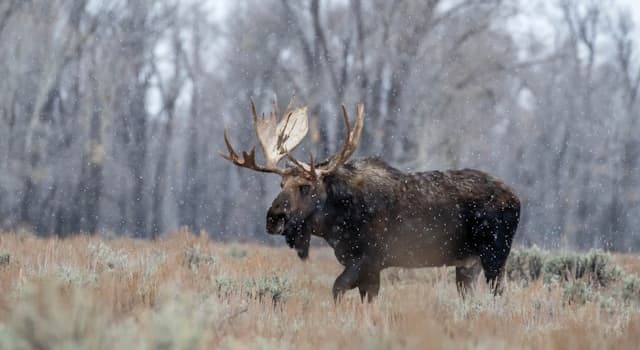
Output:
[
  {"xmin": 583, "ymin": 250, "xmax": 623, "ymax": 287},
  {"xmin": 88, "ymin": 241, "xmax": 129, "ymax": 270},
  {"xmin": 2, "ymin": 281, "xmax": 112, "ymax": 350},
  {"xmin": 562, "ymin": 280, "xmax": 593, "ymax": 305},
  {"xmin": 543, "ymin": 252, "xmax": 579, "ymax": 284},
  {"xmin": 622, "ymin": 274, "xmax": 640, "ymax": 303},
  {"xmin": 214, "ymin": 275, "xmax": 235, "ymax": 298},
  {"xmin": 506, "ymin": 246, "xmax": 546, "ymax": 284},
  {"xmin": 184, "ymin": 244, "xmax": 215, "ymax": 272},
  {"xmin": 0, "ymin": 253, "xmax": 9, "ymax": 266},
  {"xmin": 507, "ymin": 248, "xmax": 622, "ymax": 288},
  {"xmin": 56, "ymin": 265, "xmax": 98, "ymax": 287},
  {"xmin": 226, "ymin": 245, "xmax": 248, "ymax": 259},
  {"xmin": 213, "ymin": 274, "xmax": 291, "ymax": 306},
  {"xmin": 243, "ymin": 275, "xmax": 292, "ymax": 305},
  {"xmin": 542, "ymin": 250, "xmax": 622, "ymax": 287},
  {"xmin": 142, "ymin": 295, "xmax": 219, "ymax": 350}
]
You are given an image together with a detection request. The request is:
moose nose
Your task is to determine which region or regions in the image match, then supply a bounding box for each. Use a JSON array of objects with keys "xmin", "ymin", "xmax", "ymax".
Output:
[{"xmin": 266, "ymin": 207, "xmax": 286, "ymax": 235}]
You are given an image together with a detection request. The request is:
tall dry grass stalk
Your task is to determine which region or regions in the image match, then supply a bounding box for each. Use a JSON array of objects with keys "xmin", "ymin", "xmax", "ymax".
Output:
[{"xmin": 1, "ymin": 230, "xmax": 640, "ymax": 349}]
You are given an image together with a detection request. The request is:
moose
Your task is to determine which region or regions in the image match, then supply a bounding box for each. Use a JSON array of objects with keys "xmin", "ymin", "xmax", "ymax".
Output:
[{"xmin": 221, "ymin": 98, "xmax": 520, "ymax": 301}]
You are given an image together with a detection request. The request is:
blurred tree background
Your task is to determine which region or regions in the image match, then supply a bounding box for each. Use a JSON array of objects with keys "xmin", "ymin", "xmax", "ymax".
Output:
[{"xmin": 0, "ymin": 0, "xmax": 638, "ymax": 250}]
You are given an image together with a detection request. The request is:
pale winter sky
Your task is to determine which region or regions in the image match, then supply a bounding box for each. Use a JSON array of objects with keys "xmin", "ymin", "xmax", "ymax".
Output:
[{"xmin": 209, "ymin": 0, "xmax": 640, "ymax": 41}]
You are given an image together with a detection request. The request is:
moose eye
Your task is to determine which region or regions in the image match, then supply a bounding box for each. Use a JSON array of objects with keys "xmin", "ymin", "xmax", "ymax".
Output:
[{"xmin": 299, "ymin": 184, "xmax": 311, "ymax": 196}]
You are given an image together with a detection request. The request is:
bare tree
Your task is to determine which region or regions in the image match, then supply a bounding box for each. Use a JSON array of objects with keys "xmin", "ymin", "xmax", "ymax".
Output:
[{"xmin": 0, "ymin": 0, "xmax": 639, "ymax": 250}]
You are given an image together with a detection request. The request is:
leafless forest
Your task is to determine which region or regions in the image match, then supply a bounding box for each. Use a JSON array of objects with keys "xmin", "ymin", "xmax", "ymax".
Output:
[{"xmin": 0, "ymin": 0, "xmax": 638, "ymax": 250}]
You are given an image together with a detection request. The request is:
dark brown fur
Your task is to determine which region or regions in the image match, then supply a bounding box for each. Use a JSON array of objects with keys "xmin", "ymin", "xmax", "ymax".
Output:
[{"xmin": 267, "ymin": 157, "xmax": 520, "ymax": 301}]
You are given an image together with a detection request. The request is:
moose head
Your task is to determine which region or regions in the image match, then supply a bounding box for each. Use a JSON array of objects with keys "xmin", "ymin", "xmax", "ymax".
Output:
[{"xmin": 221, "ymin": 98, "xmax": 364, "ymax": 259}]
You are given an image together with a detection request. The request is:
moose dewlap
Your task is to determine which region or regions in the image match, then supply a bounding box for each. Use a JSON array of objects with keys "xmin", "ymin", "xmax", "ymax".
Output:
[{"xmin": 221, "ymin": 97, "xmax": 520, "ymax": 302}]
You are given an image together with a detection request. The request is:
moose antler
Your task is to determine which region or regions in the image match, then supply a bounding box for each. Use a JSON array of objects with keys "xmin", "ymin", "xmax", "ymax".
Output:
[
  {"xmin": 317, "ymin": 103, "xmax": 364, "ymax": 175},
  {"xmin": 221, "ymin": 98, "xmax": 365, "ymax": 178},
  {"xmin": 254, "ymin": 97, "xmax": 309, "ymax": 168},
  {"xmin": 221, "ymin": 97, "xmax": 313, "ymax": 176}
]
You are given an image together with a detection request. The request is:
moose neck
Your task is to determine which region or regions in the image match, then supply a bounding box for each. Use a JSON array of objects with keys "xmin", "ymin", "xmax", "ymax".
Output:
[{"xmin": 317, "ymin": 160, "xmax": 399, "ymax": 242}]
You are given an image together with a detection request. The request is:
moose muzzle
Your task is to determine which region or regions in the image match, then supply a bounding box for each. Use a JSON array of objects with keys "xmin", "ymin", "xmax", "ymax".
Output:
[{"xmin": 266, "ymin": 207, "xmax": 286, "ymax": 235}]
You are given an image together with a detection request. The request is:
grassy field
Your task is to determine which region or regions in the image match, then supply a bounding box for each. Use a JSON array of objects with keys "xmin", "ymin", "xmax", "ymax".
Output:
[{"xmin": 1, "ymin": 230, "xmax": 640, "ymax": 349}]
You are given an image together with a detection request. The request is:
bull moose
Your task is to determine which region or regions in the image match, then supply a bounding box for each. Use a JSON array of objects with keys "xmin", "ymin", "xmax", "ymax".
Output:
[{"xmin": 221, "ymin": 98, "xmax": 520, "ymax": 301}]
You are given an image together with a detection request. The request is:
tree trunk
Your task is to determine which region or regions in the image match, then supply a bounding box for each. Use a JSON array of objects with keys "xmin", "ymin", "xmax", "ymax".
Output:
[{"xmin": 151, "ymin": 115, "xmax": 174, "ymax": 239}]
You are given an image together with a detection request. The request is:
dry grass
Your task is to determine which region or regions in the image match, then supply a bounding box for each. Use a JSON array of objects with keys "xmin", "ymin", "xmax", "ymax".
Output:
[{"xmin": 1, "ymin": 230, "xmax": 640, "ymax": 349}]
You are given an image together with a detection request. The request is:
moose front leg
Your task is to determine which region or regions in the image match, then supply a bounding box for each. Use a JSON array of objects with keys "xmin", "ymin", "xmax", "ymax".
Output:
[
  {"xmin": 357, "ymin": 269, "xmax": 380, "ymax": 303},
  {"xmin": 332, "ymin": 258, "xmax": 368, "ymax": 302},
  {"xmin": 332, "ymin": 265, "xmax": 360, "ymax": 302},
  {"xmin": 332, "ymin": 258, "xmax": 380, "ymax": 303}
]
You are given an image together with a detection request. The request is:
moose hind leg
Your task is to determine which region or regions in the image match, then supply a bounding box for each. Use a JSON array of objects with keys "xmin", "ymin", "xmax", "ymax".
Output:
[
  {"xmin": 477, "ymin": 208, "xmax": 519, "ymax": 295},
  {"xmin": 456, "ymin": 259, "xmax": 482, "ymax": 297},
  {"xmin": 479, "ymin": 245, "xmax": 508, "ymax": 295}
]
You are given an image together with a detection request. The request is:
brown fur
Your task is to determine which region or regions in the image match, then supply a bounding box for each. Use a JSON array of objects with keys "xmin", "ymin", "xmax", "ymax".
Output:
[{"xmin": 266, "ymin": 157, "xmax": 520, "ymax": 301}]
